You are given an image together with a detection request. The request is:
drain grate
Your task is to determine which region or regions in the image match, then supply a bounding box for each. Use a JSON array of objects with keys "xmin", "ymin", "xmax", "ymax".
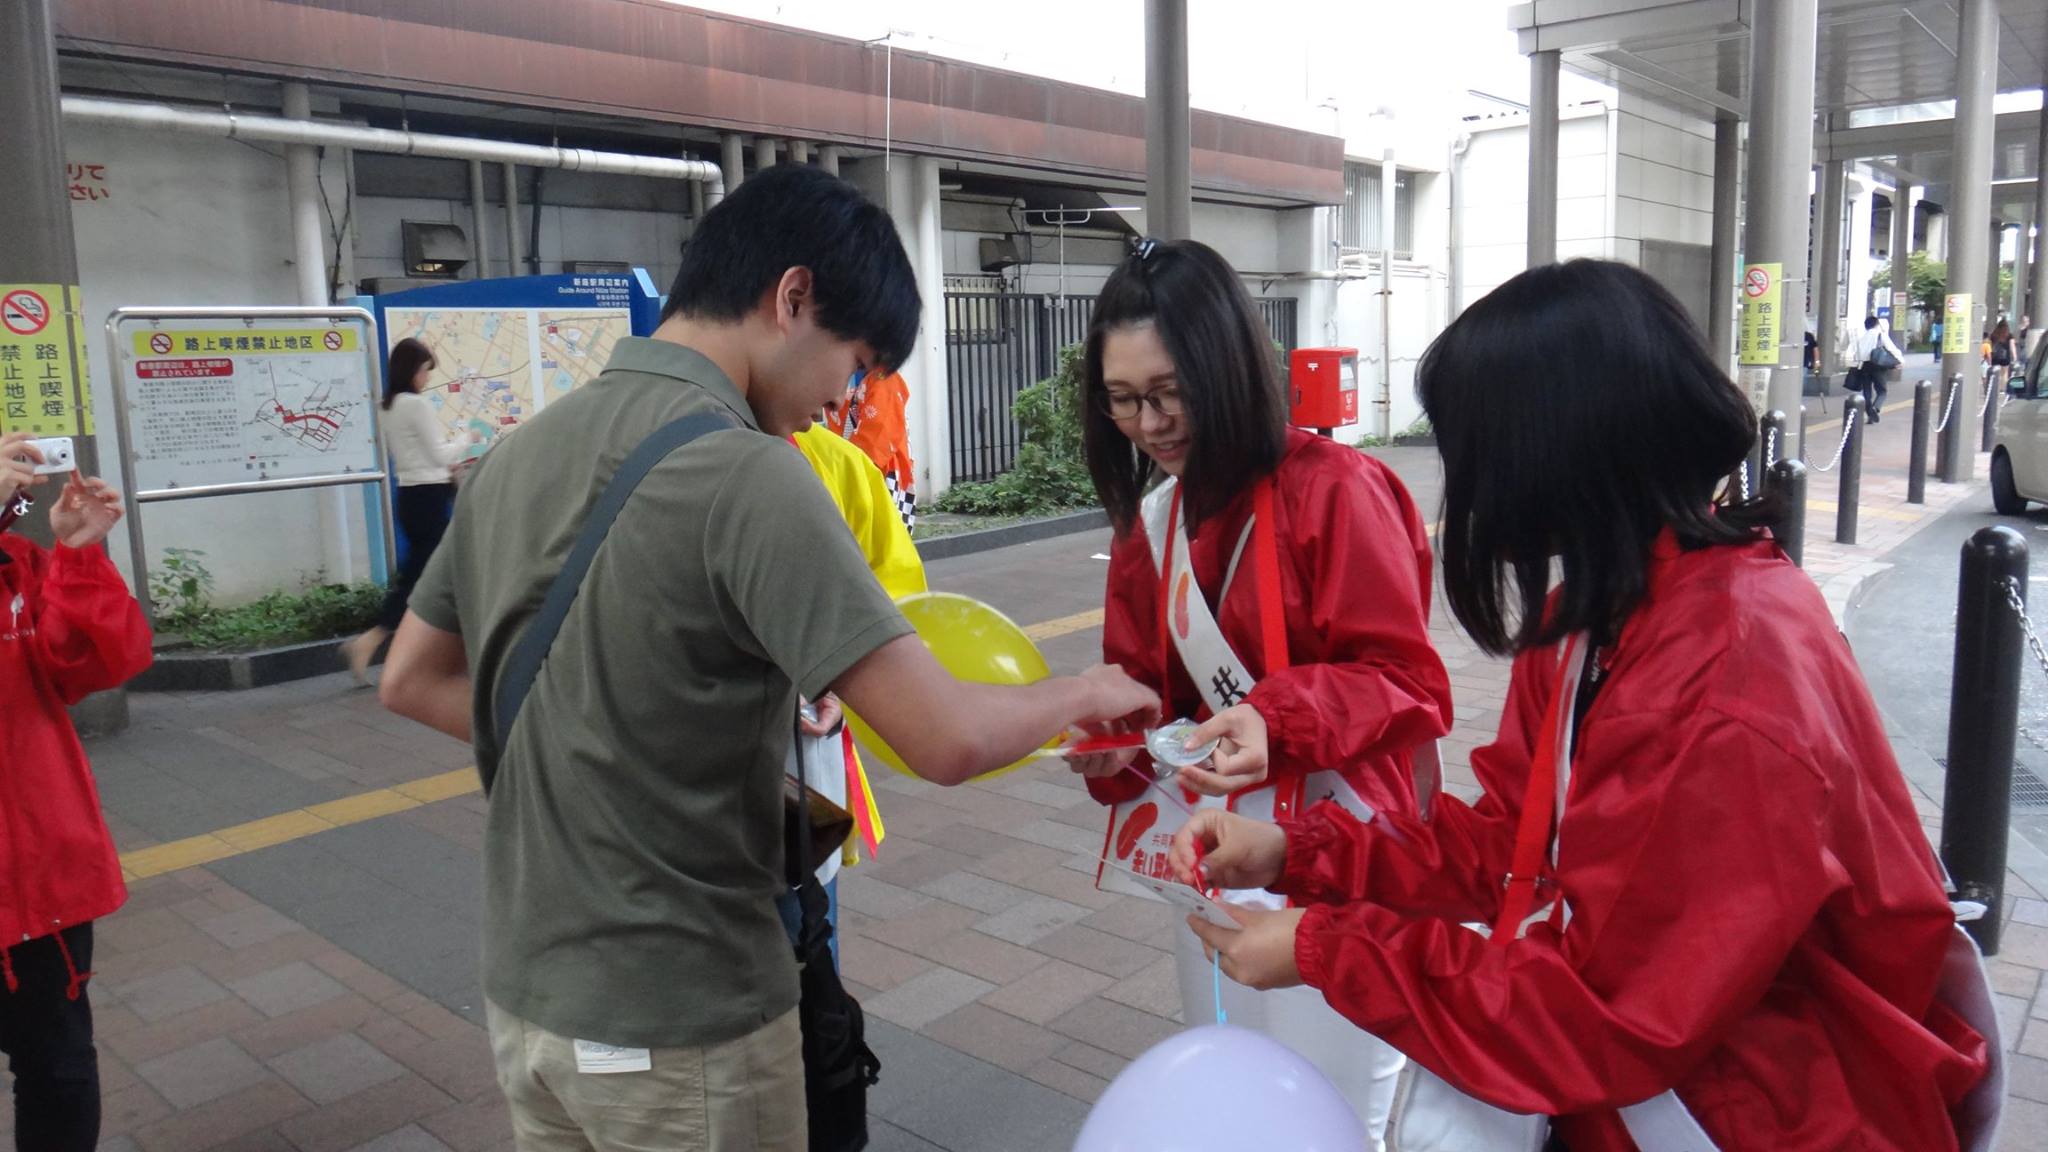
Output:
[{"xmin": 2016, "ymin": 764, "xmax": 2048, "ymax": 811}]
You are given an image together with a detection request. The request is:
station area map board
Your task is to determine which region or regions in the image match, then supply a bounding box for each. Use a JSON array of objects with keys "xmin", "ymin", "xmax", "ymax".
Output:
[{"xmin": 370, "ymin": 274, "xmax": 661, "ymax": 459}]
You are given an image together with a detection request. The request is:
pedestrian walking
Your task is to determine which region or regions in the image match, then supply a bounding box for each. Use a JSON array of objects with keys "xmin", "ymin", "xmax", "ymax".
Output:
[{"xmin": 1849, "ymin": 314, "xmax": 1904, "ymax": 423}]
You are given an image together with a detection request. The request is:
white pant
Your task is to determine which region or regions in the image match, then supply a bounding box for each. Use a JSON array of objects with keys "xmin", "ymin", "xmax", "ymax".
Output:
[{"xmin": 1173, "ymin": 922, "xmax": 1403, "ymax": 1152}]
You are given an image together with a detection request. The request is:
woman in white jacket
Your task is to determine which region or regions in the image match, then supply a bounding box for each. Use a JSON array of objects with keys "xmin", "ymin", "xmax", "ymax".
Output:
[
  {"xmin": 342, "ymin": 337, "xmax": 471, "ymax": 682},
  {"xmin": 1850, "ymin": 315, "xmax": 1905, "ymax": 423}
]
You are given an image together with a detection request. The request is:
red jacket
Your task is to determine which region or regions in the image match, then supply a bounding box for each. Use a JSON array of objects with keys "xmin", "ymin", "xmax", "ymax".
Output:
[
  {"xmin": 1276, "ymin": 533, "xmax": 1987, "ymax": 1151},
  {"xmin": 1, "ymin": 536, "xmax": 152, "ymax": 974},
  {"xmin": 1087, "ymin": 430, "xmax": 1451, "ymax": 816}
]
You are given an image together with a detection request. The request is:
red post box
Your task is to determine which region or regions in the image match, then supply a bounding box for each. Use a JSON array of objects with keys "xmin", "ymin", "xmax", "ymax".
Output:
[{"xmin": 1289, "ymin": 347, "xmax": 1359, "ymax": 434}]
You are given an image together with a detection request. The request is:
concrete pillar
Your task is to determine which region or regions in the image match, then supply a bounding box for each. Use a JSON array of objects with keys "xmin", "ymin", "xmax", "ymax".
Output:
[
  {"xmin": 2014, "ymin": 213, "xmax": 2032, "ymax": 324},
  {"xmin": 819, "ymin": 145, "xmax": 842, "ymax": 177},
  {"xmin": 792, "ymin": 140, "xmax": 812, "ymax": 166},
  {"xmin": 1929, "ymin": 209, "xmax": 1950, "ymax": 261},
  {"xmin": 503, "ymin": 161, "xmax": 525, "ymax": 275},
  {"xmin": 2033, "ymin": 101, "xmax": 2048, "ymax": 350},
  {"xmin": 721, "ymin": 133, "xmax": 745, "ymax": 191},
  {"xmin": 0, "ymin": 0, "xmax": 125, "ymax": 730},
  {"xmin": 1709, "ymin": 115, "xmax": 1742, "ymax": 368},
  {"xmin": 755, "ymin": 137, "xmax": 777, "ymax": 172},
  {"xmin": 1816, "ymin": 159, "xmax": 1846, "ymax": 370},
  {"xmin": 1891, "ymin": 181, "xmax": 1917, "ymax": 334},
  {"xmin": 1942, "ymin": 0, "xmax": 1999, "ymax": 481},
  {"xmin": 1989, "ymin": 220, "xmax": 2006, "ymax": 321},
  {"xmin": 1144, "ymin": 0, "xmax": 1192, "ymax": 240},
  {"xmin": 1847, "ymin": 172, "xmax": 1877, "ymax": 318},
  {"xmin": 911, "ymin": 156, "xmax": 951, "ymax": 495},
  {"xmin": 1743, "ymin": 0, "xmax": 1820, "ymax": 454},
  {"xmin": 283, "ymin": 83, "xmax": 354, "ymax": 585},
  {"xmin": 1527, "ymin": 49, "xmax": 1561, "ymax": 267},
  {"xmin": 467, "ymin": 159, "xmax": 490, "ymax": 278}
]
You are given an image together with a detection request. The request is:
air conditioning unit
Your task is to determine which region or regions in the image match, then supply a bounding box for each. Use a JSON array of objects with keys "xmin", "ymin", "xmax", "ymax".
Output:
[
  {"xmin": 401, "ymin": 221, "xmax": 470, "ymax": 279},
  {"xmin": 980, "ymin": 235, "xmax": 1025, "ymax": 273}
]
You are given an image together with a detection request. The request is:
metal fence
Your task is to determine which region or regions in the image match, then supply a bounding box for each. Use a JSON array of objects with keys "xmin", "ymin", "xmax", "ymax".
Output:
[{"xmin": 945, "ymin": 291, "xmax": 1298, "ymax": 483}]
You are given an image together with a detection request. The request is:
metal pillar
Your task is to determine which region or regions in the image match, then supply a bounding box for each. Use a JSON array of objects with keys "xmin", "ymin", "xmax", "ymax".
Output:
[
  {"xmin": 1744, "ymin": 0, "xmax": 1821, "ymax": 457},
  {"xmin": 2014, "ymin": 214, "xmax": 2031, "ymax": 324},
  {"xmin": 1909, "ymin": 380, "xmax": 1932, "ymax": 503},
  {"xmin": 1527, "ymin": 49, "xmax": 1561, "ymax": 267},
  {"xmin": 1709, "ymin": 114, "xmax": 1742, "ymax": 368},
  {"xmin": 502, "ymin": 161, "xmax": 525, "ymax": 277},
  {"xmin": 1943, "ymin": 0, "xmax": 2000, "ymax": 482},
  {"xmin": 1144, "ymin": 0, "xmax": 1192, "ymax": 240},
  {"xmin": 2033, "ymin": 99, "xmax": 2048, "ymax": 351},
  {"xmin": 755, "ymin": 137, "xmax": 777, "ymax": 172},
  {"xmin": 721, "ymin": 133, "xmax": 745, "ymax": 191},
  {"xmin": 0, "ymin": 0, "xmax": 126, "ymax": 733},
  {"xmin": 1944, "ymin": 525, "xmax": 2025, "ymax": 955},
  {"xmin": 467, "ymin": 159, "xmax": 490, "ymax": 278},
  {"xmin": 820, "ymin": 145, "xmax": 842, "ymax": 177},
  {"xmin": 1890, "ymin": 181, "xmax": 1916, "ymax": 331},
  {"xmin": 282, "ymin": 83, "xmax": 353, "ymax": 586},
  {"xmin": 1816, "ymin": 158, "xmax": 1846, "ymax": 372}
]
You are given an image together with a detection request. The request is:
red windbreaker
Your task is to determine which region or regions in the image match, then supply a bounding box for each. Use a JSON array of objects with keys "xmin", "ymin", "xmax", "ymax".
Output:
[
  {"xmin": 0, "ymin": 536, "xmax": 152, "ymax": 987},
  {"xmin": 1086, "ymin": 430, "xmax": 1451, "ymax": 816},
  {"xmin": 1276, "ymin": 532, "xmax": 1987, "ymax": 1150}
]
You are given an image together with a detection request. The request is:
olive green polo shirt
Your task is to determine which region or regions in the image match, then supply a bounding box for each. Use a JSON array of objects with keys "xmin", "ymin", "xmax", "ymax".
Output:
[{"xmin": 410, "ymin": 336, "xmax": 912, "ymax": 1048}]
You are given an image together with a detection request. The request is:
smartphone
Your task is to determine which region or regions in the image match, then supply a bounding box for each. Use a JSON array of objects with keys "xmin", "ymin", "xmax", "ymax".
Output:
[{"xmin": 25, "ymin": 437, "xmax": 76, "ymax": 475}]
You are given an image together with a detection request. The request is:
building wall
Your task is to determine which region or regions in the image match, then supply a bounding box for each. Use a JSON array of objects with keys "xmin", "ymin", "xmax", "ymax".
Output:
[{"xmin": 60, "ymin": 115, "xmax": 374, "ymax": 605}]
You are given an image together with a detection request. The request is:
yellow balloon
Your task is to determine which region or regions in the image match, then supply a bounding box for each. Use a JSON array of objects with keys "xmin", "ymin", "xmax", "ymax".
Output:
[{"xmin": 845, "ymin": 592, "xmax": 1056, "ymax": 779}]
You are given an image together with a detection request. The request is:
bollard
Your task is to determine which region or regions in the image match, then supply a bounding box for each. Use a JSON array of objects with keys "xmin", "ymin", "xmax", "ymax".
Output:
[
  {"xmin": 1768, "ymin": 459, "xmax": 1807, "ymax": 567},
  {"xmin": 1759, "ymin": 410, "xmax": 1789, "ymax": 473},
  {"xmin": 1937, "ymin": 375, "xmax": 1959, "ymax": 483},
  {"xmin": 1835, "ymin": 409, "xmax": 1862, "ymax": 545},
  {"xmin": 1943, "ymin": 525, "xmax": 2027, "ymax": 955},
  {"xmin": 1797, "ymin": 404, "xmax": 1810, "ymax": 464},
  {"xmin": 1982, "ymin": 366, "xmax": 2003, "ymax": 453},
  {"xmin": 1908, "ymin": 380, "xmax": 1932, "ymax": 504}
]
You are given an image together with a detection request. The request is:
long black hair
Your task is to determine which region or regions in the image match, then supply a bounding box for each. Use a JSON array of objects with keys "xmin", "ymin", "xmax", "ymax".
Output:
[
  {"xmin": 1081, "ymin": 239, "xmax": 1288, "ymax": 534},
  {"xmin": 1418, "ymin": 259, "xmax": 1777, "ymax": 656},
  {"xmin": 384, "ymin": 337, "xmax": 435, "ymax": 410}
]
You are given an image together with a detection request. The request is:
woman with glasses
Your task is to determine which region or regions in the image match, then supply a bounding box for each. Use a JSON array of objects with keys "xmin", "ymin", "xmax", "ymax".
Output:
[
  {"xmin": 1172, "ymin": 260, "xmax": 1995, "ymax": 1151},
  {"xmin": 1069, "ymin": 238, "xmax": 1451, "ymax": 1149}
]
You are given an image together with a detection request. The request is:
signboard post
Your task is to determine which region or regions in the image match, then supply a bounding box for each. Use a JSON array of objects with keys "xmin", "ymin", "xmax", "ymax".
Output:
[
  {"xmin": 1944, "ymin": 294, "xmax": 1973, "ymax": 358},
  {"xmin": 105, "ymin": 307, "xmax": 395, "ymax": 621}
]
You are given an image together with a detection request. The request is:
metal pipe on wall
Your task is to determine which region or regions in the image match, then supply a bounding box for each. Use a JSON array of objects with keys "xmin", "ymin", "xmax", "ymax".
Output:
[
  {"xmin": 468, "ymin": 159, "xmax": 491, "ymax": 278},
  {"xmin": 503, "ymin": 160, "xmax": 524, "ymax": 277},
  {"xmin": 281, "ymin": 83, "xmax": 353, "ymax": 585}
]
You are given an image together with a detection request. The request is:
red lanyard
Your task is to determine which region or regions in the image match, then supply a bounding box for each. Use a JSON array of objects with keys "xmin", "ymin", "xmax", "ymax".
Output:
[{"xmin": 1492, "ymin": 637, "xmax": 1579, "ymax": 945}]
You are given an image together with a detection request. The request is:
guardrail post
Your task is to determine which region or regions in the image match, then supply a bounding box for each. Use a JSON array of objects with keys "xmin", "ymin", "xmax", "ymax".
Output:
[
  {"xmin": 1767, "ymin": 459, "xmax": 1807, "ymax": 567},
  {"xmin": 1835, "ymin": 410, "xmax": 1862, "ymax": 545},
  {"xmin": 1943, "ymin": 525, "xmax": 2027, "ymax": 955},
  {"xmin": 1908, "ymin": 380, "xmax": 1932, "ymax": 504}
]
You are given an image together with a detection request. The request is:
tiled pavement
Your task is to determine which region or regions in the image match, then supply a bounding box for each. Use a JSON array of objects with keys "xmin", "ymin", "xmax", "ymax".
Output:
[{"xmin": 8, "ymin": 394, "xmax": 2047, "ymax": 1151}]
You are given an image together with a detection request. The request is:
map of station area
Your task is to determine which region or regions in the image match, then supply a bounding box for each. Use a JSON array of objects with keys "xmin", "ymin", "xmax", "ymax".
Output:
[
  {"xmin": 383, "ymin": 306, "xmax": 631, "ymax": 457},
  {"xmin": 247, "ymin": 361, "xmax": 362, "ymax": 453}
]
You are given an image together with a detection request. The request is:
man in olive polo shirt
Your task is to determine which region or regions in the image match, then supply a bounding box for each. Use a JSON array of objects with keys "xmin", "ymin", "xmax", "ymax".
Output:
[{"xmin": 380, "ymin": 167, "xmax": 1156, "ymax": 1151}]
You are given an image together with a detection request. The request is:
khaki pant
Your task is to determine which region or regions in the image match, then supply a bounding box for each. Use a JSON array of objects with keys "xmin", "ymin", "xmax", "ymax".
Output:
[{"xmin": 487, "ymin": 1000, "xmax": 806, "ymax": 1152}]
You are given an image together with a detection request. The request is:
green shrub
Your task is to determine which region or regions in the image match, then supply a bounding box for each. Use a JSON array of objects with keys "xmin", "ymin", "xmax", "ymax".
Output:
[{"xmin": 152, "ymin": 548, "xmax": 385, "ymax": 652}]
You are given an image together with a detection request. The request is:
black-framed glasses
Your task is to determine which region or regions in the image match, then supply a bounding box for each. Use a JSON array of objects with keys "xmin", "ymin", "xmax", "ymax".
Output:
[{"xmin": 1098, "ymin": 389, "xmax": 1184, "ymax": 420}]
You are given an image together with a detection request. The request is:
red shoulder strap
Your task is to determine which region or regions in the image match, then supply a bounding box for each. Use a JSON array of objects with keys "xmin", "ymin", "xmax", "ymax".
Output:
[{"xmin": 1491, "ymin": 637, "xmax": 1577, "ymax": 945}]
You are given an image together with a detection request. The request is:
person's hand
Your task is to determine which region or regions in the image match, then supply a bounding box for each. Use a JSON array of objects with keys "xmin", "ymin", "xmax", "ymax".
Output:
[
  {"xmin": 1187, "ymin": 904, "xmax": 1307, "ymax": 991},
  {"xmin": 1, "ymin": 432, "xmax": 50, "ymax": 497},
  {"xmin": 798, "ymin": 693, "xmax": 844, "ymax": 738},
  {"xmin": 49, "ymin": 473, "xmax": 124, "ymax": 549},
  {"xmin": 1175, "ymin": 703, "xmax": 1269, "ymax": 796},
  {"xmin": 1066, "ymin": 742, "xmax": 1139, "ymax": 781},
  {"xmin": 1072, "ymin": 664, "xmax": 1161, "ymax": 734},
  {"xmin": 1169, "ymin": 808, "xmax": 1288, "ymax": 891}
]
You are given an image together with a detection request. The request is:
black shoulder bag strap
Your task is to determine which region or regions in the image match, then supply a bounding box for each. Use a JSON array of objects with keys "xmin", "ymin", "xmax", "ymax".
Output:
[{"xmin": 482, "ymin": 409, "xmax": 735, "ymax": 795}]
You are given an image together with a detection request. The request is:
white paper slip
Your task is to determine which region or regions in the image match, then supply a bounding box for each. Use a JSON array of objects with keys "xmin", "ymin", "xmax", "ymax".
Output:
[
  {"xmin": 1100, "ymin": 859, "xmax": 1240, "ymax": 928},
  {"xmin": 574, "ymin": 1039, "xmax": 652, "ymax": 1074}
]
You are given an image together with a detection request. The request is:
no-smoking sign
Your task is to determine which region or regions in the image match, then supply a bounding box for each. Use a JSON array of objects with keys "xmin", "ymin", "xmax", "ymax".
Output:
[
  {"xmin": 1, "ymin": 289, "xmax": 51, "ymax": 336},
  {"xmin": 1743, "ymin": 266, "xmax": 1773, "ymax": 299},
  {"xmin": 323, "ymin": 330, "xmax": 344, "ymax": 351},
  {"xmin": 148, "ymin": 332, "xmax": 173, "ymax": 355}
]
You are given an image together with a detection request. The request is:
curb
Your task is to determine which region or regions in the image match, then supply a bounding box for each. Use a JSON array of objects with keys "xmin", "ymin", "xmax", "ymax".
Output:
[
  {"xmin": 134, "ymin": 637, "xmax": 378, "ymax": 693},
  {"xmin": 918, "ymin": 508, "xmax": 1109, "ymax": 561}
]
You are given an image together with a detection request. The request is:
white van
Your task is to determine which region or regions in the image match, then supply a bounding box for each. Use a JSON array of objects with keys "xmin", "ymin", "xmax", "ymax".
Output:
[{"xmin": 1992, "ymin": 348, "xmax": 2048, "ymax": 513}]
